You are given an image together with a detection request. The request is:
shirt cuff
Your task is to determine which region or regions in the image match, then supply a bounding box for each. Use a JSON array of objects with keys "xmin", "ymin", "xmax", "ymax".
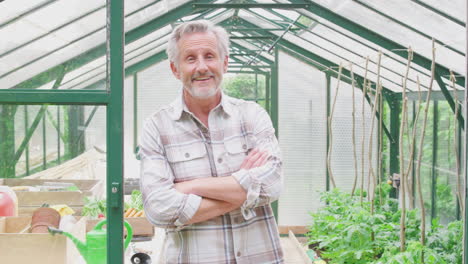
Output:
[
  {"xmin": 233, "ymin": 169, "xmax": 260, "ymax": 220},
  {"xmin": 174, "ymin": 193, "xmax": 202, "ymax": 229}
]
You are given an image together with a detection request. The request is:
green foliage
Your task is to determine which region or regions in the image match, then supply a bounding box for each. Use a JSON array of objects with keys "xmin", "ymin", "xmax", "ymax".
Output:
[
  {"xmin": 128, "ymin": 190, "xmax": 143, "ymax": 211},
  {"xmin": 223, "ymin": 74, "xmax": 265, "ymax": 100},
  {"xmin": 82, "ymin": 196, "xmax": 106, "ymax": 218},
  {"xmin": 434, "ymin": 183, "xmax": 456, "ymax": 220},
  {"xmin": 307, "ymin": 187, "xmax": 462, "ymax": 264}
]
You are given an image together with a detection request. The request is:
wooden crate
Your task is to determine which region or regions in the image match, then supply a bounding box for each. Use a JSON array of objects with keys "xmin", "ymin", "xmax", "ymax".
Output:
[
  {"xmin": 0, "ymin": 216, "xmax": 86, "ymax": 264},
  {"xmin": 87, "ymin": 217, "xmax": 154, "ymax": 238},
  {"xmin": 0, "ymin": 178, "xmax": 103, "ymax": 215}
]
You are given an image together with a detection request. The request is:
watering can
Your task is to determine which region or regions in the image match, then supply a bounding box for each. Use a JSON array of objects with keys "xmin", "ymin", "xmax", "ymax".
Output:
[{"xmin": 48, "ymin": 219, "xmax": 133, "ymax": 264}]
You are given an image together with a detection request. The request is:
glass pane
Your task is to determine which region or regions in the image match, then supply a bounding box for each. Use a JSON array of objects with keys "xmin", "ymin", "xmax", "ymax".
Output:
[
  {"xmin": 278, "ymin": 52, "xmax": 327, "ymax": 226},
  {"xmin": 419, "ymin": 0, "xmax": 466, "ymax": 24},
  {"xmin": 0, "ymin": 0, "xmax": 107, "ymax": 90},
  {"xmin": 299, "ymin": 1, "xmax": 465, "ymax": 74},
  {"xmin": 435, "ymin": 102, "xmax": 459, "ymax": 224},
  {"xmin": 0, "ymin": 104, "xmax": 106, "ymax": 264}
]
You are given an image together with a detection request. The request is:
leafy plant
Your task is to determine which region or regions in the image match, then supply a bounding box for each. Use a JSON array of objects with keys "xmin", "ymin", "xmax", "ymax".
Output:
[
  {"xmin": 127, "ymin": 190, "xmax": 143, "ymax": 211},
  {"xmin": 306, "ymin": 187, "xmax": 462, "ymax": 264},
  {"xmin": 82, "ymin": 196, "xmax": 106, "ymax": 218}
]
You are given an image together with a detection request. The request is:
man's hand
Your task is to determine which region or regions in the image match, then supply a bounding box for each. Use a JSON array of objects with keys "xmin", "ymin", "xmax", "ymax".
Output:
[{"xmin": 240, "ymin": 148, "xmax": 269, "ymax": 170}]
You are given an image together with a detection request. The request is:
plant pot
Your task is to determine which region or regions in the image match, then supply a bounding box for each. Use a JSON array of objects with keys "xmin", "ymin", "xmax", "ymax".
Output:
[{"xmin": 31, "ymin": 207, "xmax": 61, "ymax": 233}]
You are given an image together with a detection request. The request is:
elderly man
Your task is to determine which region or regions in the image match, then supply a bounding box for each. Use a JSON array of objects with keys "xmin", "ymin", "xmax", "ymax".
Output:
[{"xmin": 139, "ymin": 20, "xmax": 284, "ymax": 263}]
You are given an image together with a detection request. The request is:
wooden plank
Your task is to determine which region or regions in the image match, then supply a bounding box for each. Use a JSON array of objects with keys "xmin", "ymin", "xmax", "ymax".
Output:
[
  {"xmin": 0, "ymin": 217, "xmax": 5, "ymax": 233},
  {"xmin": 278, "ymin": 225, "xmax": 309, "ymax": 235},
  {"xmin": 3, "ymin": 179, "xmax": 103, "ymax": 207},
  {"xmin": 279, "ymin": 231, "xmax": 312, "ymax": 264},
  {"xmin": 289, "ymin": 230, "xmax": 312, "ymax": 264}
]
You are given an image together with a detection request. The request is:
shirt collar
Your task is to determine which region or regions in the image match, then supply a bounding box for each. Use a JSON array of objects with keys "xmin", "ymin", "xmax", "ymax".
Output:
[{"xmin": 168, "ymin": 90, "xmax": 234, "ymax": 121}]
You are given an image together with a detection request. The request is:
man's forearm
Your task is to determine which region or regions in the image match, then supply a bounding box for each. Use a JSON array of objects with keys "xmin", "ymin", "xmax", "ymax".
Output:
[
  {"xmin": 175, "ymin": 176, "xmax": 247, "ymax": 206},
  {"xmin": 186, "ymin": 197, "xmax": 238, "ymax": 224}
]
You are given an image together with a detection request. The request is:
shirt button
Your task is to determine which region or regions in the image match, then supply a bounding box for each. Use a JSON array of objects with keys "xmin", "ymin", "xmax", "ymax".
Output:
[
  {"xmin": 217, "ymin": 157, "xmax": 223, "ymax": 163},
  {"xmin": 237, "ymin": 251, "xmax": 241, "ymax": 257},
  {"xmin": 242, "ymin": 144, "xmax": 247, "ymax": 150},
  {"xmin": 185, "ymin": 153, "xmax": 190, "ymax": 158}
]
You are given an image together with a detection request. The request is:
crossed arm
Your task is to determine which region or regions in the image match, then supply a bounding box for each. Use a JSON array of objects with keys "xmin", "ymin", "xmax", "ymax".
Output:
[{"xmin": 175, "ymin": 148, "xmax": 269, "ymax": 224}]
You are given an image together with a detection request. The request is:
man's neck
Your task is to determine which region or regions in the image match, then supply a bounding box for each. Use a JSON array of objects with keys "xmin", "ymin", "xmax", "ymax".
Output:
[{"xmin": 183, "ymin": 90, "xmax": 222, "ymax": 127}]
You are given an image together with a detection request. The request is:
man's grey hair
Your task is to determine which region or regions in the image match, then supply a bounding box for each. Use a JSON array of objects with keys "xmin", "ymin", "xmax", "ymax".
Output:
[{"xmin": 166, "ymin": 20, "xmax": 230, "ymax": 65}]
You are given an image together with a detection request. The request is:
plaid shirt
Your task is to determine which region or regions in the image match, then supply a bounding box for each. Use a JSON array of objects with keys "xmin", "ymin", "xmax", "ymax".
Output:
[{"xmin": 139, "ymin": 92, "xmax": 284, "ymax": 264}]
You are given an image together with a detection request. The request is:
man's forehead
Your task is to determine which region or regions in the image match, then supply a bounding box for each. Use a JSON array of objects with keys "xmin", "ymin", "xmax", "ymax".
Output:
[{"xmin": 179, "ymin": 40, "xmax": 219, "ymax": 56}]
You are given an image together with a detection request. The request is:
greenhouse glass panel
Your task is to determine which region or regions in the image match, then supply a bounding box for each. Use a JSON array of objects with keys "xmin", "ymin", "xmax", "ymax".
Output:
[
  {"xmin": 297, "ymin": 8, "xmax": 438, "ymax": 85},
  {"xmin": 310, "ymin": 25, "xmax": 434, "ymax": 89},
  {"xmin": 296, "ymin": 30, "xmax": 428, "ymax": 92},
  {"xmin": 435, "ymin": 101, "xmax": 461, "ymax": 224},
  {"xmin": 417, "ymin": 0, "xmax": 467, "ymax": 24},
  {"xmin": 309, "ymin": 0, "xmax": 465, "ymax": 73},
  {"xmin": 329, "ymin": 78, "xmax": 376, "ymax": 193},
  {"xmin": 281, "ymin": 33, "xmax": 403, "ymax": 91},
  {"xmin": 0, "ymin": 0, "xmax": 106, "ymax": 90},
  {"xmin": 355, "ymin": 0, "xmax": 465, "ymax": 53},
  {"xmin": 278, "ymin": 52, "xmax": 327, "ymax": 226}
]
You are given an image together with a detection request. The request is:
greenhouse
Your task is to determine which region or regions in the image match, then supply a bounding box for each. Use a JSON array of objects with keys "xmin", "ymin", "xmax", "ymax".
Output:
[{"xmin": 0, "ymin": 0, "xmax": 466, "ymax": 263}]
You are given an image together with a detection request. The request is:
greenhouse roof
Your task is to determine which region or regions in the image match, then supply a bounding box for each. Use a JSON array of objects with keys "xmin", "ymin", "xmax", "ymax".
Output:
[{"xmin": 0, "ymin": 0, "xmax": 465, "ymax": 95}]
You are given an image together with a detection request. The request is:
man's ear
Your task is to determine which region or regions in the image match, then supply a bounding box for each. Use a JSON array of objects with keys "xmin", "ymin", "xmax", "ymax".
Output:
[
  {"xmin": 223, "ymin": 55, "xmax": 229, "ymax": 73},
  {"xmin": 170, "ymin": 61, "xmax": 180, "ymax": 79}
]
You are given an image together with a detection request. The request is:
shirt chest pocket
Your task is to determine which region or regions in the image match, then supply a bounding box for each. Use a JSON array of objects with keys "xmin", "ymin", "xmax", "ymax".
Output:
[
  {"xmin": 165, "ymin": 142, "xmax": 209, "ymax": 180},
  {"xmin": 224, "ymin": 135, "xmax": 256, "ymax": 173}
]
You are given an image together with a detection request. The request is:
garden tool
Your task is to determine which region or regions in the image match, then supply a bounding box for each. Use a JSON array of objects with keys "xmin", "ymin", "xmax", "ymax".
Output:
[{"xmin": 48, "ymin": 219, "xmax": 133, "ymax": 264}]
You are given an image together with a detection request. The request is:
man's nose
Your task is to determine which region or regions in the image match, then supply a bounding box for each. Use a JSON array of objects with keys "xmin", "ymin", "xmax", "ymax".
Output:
[{"xmin": 196, "ymin": 58, "xmax": 208, "ymax": 73}]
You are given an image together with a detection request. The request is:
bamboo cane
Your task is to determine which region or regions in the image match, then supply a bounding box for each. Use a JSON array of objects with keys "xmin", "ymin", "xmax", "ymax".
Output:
[
  {"xmin": 378, "ymin": 80, "xmax": 384, "ymax": 206},
  {"xmin": 327, "ymin": 63, "xmax": 343, "ymax": 189},
  {"xmin": 399, "ymin": 46, "xmax": 413, "ymax": 252},
  {"xmin": 368, "ymin": 52, "xmax": 382, "ymax": 207},
  {"xmin": 415, "ymin": 40, "xmax": 436, "ymax": 261},
  {"xmin": 349, "ymin": 62, "xmax": 359, "ymax": 196},
  {"xmin": 403, "ymin": 75, "xmax": 423, "ymax": 210},
  {"xmin": 360, "ymin": 57, "xmax": 370, "ymax": 205}
]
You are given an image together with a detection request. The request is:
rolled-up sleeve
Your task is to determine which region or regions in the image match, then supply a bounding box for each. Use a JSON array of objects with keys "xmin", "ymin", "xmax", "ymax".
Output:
[
  {"xmin": 232, "ymin": 106, "xmax": 283, "ymax": 220},
  {"xmin": 139, "ymin": 118, "xmax": 202, "ymax": 229}
]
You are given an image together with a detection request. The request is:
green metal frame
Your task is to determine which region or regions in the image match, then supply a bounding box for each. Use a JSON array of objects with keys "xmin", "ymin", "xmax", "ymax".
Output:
[
  {"xmin": 192, "ymin": 3, "xmax": 310, "ymax": 9},
  {"xmin": 434, "ymin": 72, "xmax": 465, "ymax": 128},
  {"xmin": 106, "ymin": 0, "xmax": 125, "ymax": 262}
]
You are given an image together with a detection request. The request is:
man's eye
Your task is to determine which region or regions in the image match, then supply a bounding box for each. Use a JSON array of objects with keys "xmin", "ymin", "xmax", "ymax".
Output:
[
  {"xmin": 187, "ymin": 56, "xmax": 195, "ymax": 62},
  {"xmin": 206, "ymin": 54, "xmax": 214, "ymax": 59}
]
